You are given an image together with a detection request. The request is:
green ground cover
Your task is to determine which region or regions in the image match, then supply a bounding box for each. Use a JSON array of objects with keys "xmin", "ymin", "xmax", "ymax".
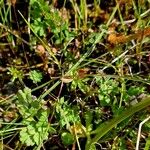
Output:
[{"xmin": 1, "ymin": 0, "xmax": 150, "ymax": 149}]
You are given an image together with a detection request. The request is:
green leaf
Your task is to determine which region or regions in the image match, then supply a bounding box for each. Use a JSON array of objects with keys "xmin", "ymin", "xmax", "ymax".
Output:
[
  {"xmin": 16, "ymin": 87, "xmax": 51, "ymax": 147},
  {"xmin": 20, "ymin": 117, "xmax": 49, "ymax": 146},
  {"xmin": 89, "ymin": 144, "xmax": 96, "ymax": 150},
  {"xmin": 29, "ymin": 70, "xmax": 43, "ymax": 84},
  {"xmin": 144, "ymin": 137, "xmax": 150, "ymax": 150},
  {"xmin": 56, "ymin": 97, "xmax": 80, "ymax": 127},
  {"xmin": 17, "ymin": 87, "xmax": 33, "ymax": 117},
  {"xmin": 7, "ymin": 67, "xmax": 23, "ymax": 82},
  {"xmin": 71, "ymin": 80, "xmax": 78, "ymax": 91},
  {"xmin": 85, "ymin": 111, "xmax": 93, "ymax": 132},
  {"xmin": 96, "ymin": 77, "xmax": 119, "ymax": 106},
  {"xmin": 127, "ymin": 86, "xmax": 145, "ymax": 96},
  {"xmin": 20, "ymin": 128, "xmax": 35, "ymax": 146},
  {"xmin": 61, "ymin": 132, "xmax": 75, "ymax": 146}
]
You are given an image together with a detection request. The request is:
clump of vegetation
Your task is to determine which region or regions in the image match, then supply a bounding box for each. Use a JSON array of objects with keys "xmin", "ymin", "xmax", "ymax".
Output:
[{"xmin": 1, "ymin": 0, "xmax": 150, "ymax": 149}]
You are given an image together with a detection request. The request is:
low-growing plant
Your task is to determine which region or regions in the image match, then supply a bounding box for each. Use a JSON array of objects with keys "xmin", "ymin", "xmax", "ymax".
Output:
[
  {"xmin": 1, "ymin": 0, "xmax": 150, "ymax": 149},
  {"xmin": 7, "ymin": 67, "xmax": 24, "ymax": 82},
  {"xmin": 56, "ymin": 97, "xmax": 80, "ymax": 128},
  {"xmin": 30, "ymin": 0, "xmax": 75, "ymax": 45},
  {"xmin": 96, "ymin": 76, "xmax": 119, "ymax": 106},
  {"xmin": 16, "ymin": 87, "xmax": 56, "ymax": 148},
  {"xmin": 29, "ymin": 70, "xmax": 43, "ymax": 84}
]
